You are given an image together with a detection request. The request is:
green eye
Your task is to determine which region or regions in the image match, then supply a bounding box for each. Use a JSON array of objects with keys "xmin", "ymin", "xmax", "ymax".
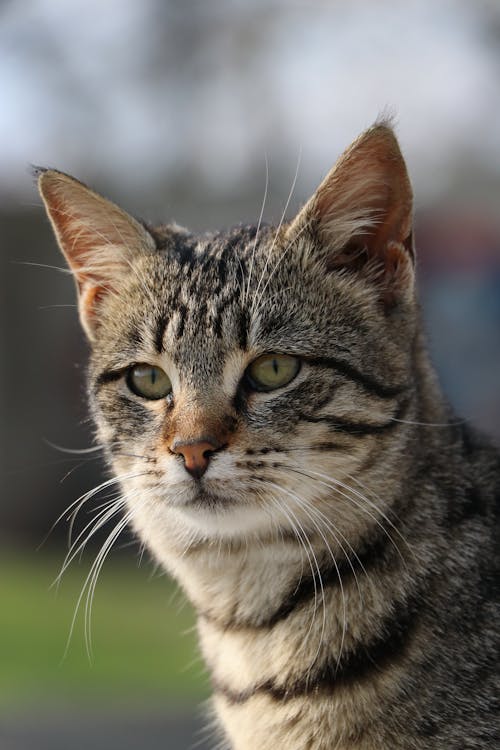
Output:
[
  {"xmin": 126, "ymin": 364, "xmax": 172, "ymax": 400},
  {"xmin": 245, "ymin": 354, "xmax": 300, "ymax": 392}
]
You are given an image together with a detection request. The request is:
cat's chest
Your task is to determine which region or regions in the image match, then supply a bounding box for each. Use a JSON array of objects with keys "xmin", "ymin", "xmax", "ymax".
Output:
[
  {"xmin": 213, "ymin": 689, "xmax": 385, "ymax": 750},
  {"xmin": 155, "ymin": 535, "xmax": 311, "ymax": 624}
]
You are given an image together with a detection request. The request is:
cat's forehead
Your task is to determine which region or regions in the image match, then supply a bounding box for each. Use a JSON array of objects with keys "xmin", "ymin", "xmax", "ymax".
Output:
[
  {"xmin": 96, "ymin": 219, "xmax": 385, "ymax": 385},
  {"xmin": 151, "ymin": 223, "xmax": 285, "ymax": 333},
  {"xmin": 153, "ymin": 223, "xmax": 266, "ymax": 336},
  {"xmin": 156, "ymin": 222, "xmax": 267, "ymax": 267},
  {"xmin": 101, "ymin": 221, "xmax": 358, "ymax": 362},
  {"xmin": 97, "ymin": 224, "xmax": 277, "ymax": 374}
]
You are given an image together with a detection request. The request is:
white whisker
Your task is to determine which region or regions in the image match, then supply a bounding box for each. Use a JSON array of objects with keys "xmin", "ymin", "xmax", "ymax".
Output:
[
  {"xmin": 83, "ymin": 509, "xmax": 135, "ymax": 658},
  {"xmin": 13, "ymin": 260, "xmax": 72, "ymax": 274},
  {"xmin": 282, "ymin": 463, "xmax": 411, "ymax": 564},
  {"xmin": 287, "ymin": 482, "xmax": 366, "ymax": 599},
  {"xmin": 265, "ymin": 480, "xmax": 346, "ymax": 673},
  {"xmin": 56, "ymin": 496, "xmax": 128, "ymax": 586},
  {"xmin": 251, "ymin": 148, "xmax": 302, "ymax": 316},
  {"xmin": 61, "ymin": 508, "xmax": 134, "ymax": 661},
  {"xmin": 251, "ymin": 221, "xmax": 309, "ymax": 321},
  {"xmin": 262, "ymin": 484, "xmax": 325, "ymax": 664},
  {"xmin": 245, "ymin": 153, "xmax": 269, "ymax": 305},
  {"xmin": 44, "ymin": 439, "xmax": 106, "ymax": 455},
  {"xmin": 390, "ymin": 417, "xmax": 465, "ymax": 427},
  {"xmin": 65, "ymin": 471, "xmax": 150, "ymax": 549}
]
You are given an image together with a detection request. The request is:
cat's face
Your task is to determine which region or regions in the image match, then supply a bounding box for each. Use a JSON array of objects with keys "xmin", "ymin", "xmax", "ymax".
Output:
[{"xmin": 38, "ymin": 122, "xmax": 417, "ymax": 555}]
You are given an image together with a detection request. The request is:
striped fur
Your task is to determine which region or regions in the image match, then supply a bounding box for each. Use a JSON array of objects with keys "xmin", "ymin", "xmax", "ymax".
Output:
[{"xmin": 39, "ymin": 123, "xmax": 499, "ymax": 749}]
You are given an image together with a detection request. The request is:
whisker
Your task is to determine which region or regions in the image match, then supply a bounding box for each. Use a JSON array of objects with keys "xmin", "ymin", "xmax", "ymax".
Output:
[
  {"xmin": 58, "ymin": 461, "xmax": 88, "ymax": 484},
  {"xmin": 44, "ymin": 439, "xmax": 106, "ymax": 455},
  {"xmin": 39, "ymin": 477, "xmax": 124, "ymax": 551},
  {"xmin": 245, "ymin": 153, "xmax": 269, "ymax": 305},
  {"xmin": 56, "ymin": 496, "xmax": 128, "ymax": 586},
  {"xmin": 59, "ymin": 479, "xmax": 157, "ymax": 661},
  {"xmin": 390, "ymin": 417, "xmax": 466, "ymax": 427},
  {"xmin": 44, "ymin": 470, "xmax": 152, "ymax": 572},
  {"xmin": 83, "ymin": 509, "xmax": 136, "ymax": 658},
  {"xmin": 266, "ymin": 480, "xmax": 346, "ymax": 673},
  {"xmin": 13, "ymin": 260, "xmax": 71, "ymax": 274},
  {"xmin": 262, "ymin": 486, "xmax": 324, "ymax": 662},
  {"xmin": 261, "ymin": 490, "xmax": 314, "ymax": 608},
  {"xmin": 287, "ymin": 485, "xmax": 367, "ymax": 599},
  {"xmin": 62, "ymin": 508, "xmax": 134, "ymax": 661},
  {"xmin": 286, "ymin": 465, "xmax": 411, "ymax": 566},
  {"xmin": 340, "ymin": 470, "xmax": 414, "ymax": 560},
  {"xmin": 66, "ymin": 471, "xmax": 150, "ymax": 548},
  {"xmin": 38, "ymin": 303, "xmax": 78, "ymax": 310},
  {"xmin": 251, "ymin": 148, "xmax": 302, "ymax": 316},
  {"xmin": 251, "ymin": 221, "xmax": 309, "ymax": 321}
]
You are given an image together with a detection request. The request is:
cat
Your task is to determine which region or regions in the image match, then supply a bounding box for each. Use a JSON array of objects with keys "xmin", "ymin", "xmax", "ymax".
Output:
[{"xmin": 37, "ymin": 121, "xmax": 499, "ymax": 749}]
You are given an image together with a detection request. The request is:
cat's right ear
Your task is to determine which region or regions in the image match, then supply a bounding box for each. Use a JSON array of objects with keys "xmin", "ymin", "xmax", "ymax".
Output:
[{"xmin": 36, "ymin": 168, "xmax": 155, "ymax": 341}]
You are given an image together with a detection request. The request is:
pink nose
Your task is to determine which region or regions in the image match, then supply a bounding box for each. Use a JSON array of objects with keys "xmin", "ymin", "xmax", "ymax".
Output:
[{"xmin": 171, "ymin": 439, "xmax": 218, "ymax": 479}]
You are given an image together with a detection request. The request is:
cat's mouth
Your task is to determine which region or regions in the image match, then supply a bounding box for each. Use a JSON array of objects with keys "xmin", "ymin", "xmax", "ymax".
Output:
[
  {"xmin": 169, "ymin": 478, "xmax": 239, "ymax": 510},
  {"xmin": 191, "ymin": 492, "xmax": 236, "ymax": 511},
  {"xmin": 191, "ymin": 486, "xmax": 235, "ymax": 508},
  {"xmin": 170, "ymin": 479, "xmax": 271, "ymax": 538}
]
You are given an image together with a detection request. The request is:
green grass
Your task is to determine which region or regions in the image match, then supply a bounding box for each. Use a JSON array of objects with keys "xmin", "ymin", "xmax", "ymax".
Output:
[{"xmin": 0, "ymin": 550, "xmax": 208, "ymax": 713}]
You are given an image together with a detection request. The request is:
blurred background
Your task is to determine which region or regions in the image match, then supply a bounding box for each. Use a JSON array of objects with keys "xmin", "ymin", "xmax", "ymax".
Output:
[{"xmin": 1, "ymin": 1, "xmax": 499, "ymax": 748}]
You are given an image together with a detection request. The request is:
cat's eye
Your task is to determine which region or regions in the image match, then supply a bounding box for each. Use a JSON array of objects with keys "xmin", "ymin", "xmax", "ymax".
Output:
[
  {"xmin": 245, "ymin": 354, "xmax": 300, "ymax": 392},
  {"xmin": 126, "ymin": 364, "xmax": 172, "ymax": 400}
]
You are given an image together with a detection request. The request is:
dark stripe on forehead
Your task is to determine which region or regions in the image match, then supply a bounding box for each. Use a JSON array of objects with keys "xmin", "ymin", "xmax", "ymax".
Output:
[
  {"xmin": 307, "ymin": 356, "xmax": 411, "ymax": 399},
  {"xmin": 238, "ymin": 309, "xmax": 249, "ymax": 350},
  {"xmin": 212, "ymin": 292, "xmax": 245, "ymax": 339},
  {"xmin": 153, "ymin": 305, "xmax": 186, "ymax": 352},
  {"xmin": 152, "ymin": 226, "xmax": 198, "ymax": 266},
  {"xmin": 151, "ymin": 227, "xmax": 254, "ymax": 350},
  {"xmin": 154, "ymin": 313, "xmax": 167, "ymax": 353},
  {"xmin": 172, "ymin": 234, "xmax": 197, "ymax": 268},
  {"xmin": 176, "ymin": 304, "xmax": 187, "ymax": 339}
]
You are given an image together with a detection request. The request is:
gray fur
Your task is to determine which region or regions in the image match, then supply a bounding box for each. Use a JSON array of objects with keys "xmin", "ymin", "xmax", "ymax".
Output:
[{"xmin": 39, "ymin": 124, "xmax": 499, "ymax": 749}]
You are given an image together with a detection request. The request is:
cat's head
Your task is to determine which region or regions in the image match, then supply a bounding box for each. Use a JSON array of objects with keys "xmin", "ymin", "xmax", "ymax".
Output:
[{"xmin": 38, "ymin": 122, "xmax": 417, "ymax": 555}]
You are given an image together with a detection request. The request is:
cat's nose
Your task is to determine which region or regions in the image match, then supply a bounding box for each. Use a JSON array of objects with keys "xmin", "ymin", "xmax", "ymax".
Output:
[{"xmin": 170, "ymin": 439, "xmax": 219, "ymax": 479}]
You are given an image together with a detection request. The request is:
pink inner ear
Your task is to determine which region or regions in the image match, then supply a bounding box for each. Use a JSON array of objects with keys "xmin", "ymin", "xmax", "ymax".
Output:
[
  {"xmin": 41, "ymin": 187, "xmax": 96, "ymax": 282},
  {"xmin": 80, "ymin": 283, "xmax": 112, "ymax": 323},
  {"xmin": 312, "ymin": 125, "xmax": 414, "ymax": 263},
  {"xmin": 39, "ymin": 168, "xmax": 157, "ymax": 340}
]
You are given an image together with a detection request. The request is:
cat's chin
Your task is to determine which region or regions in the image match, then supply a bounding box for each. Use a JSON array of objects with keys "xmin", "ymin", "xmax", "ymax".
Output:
[
  {"xmin": 129, "ymin": 477, "xmax": 275, "ymax": 545},
  {"xmin": 172, "ymin": 481, "xmax": 271, "ymax": 536},
  {"xmin": 173, "ymin": 500, "xmax": 273, "ymax": 540}
]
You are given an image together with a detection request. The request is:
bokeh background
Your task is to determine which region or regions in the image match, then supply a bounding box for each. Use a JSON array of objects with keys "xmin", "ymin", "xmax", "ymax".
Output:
[{"xmin": 1, "ymin": 1, "xmax": 500, "ymax": 748}]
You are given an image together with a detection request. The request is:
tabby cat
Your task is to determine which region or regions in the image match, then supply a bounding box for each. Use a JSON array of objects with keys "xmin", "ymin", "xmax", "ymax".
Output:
[{"xmin": 38, "ymin": 123, "xmax": 499, "ymax": 749}]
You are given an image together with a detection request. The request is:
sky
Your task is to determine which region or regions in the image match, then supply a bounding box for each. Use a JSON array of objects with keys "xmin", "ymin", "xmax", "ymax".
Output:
[{"xmin": 0, "ymin": 0, "xmax": 499, "ymax": 207}]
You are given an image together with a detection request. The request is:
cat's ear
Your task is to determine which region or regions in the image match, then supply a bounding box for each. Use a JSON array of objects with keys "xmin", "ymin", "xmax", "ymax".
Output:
[
  {"xmin": 286, "ymin": 122, "xmax": 414, "ymax": 307},
  {"xmin": 37, "ymin": 168, "xmax": 155, "ymax": 340}
]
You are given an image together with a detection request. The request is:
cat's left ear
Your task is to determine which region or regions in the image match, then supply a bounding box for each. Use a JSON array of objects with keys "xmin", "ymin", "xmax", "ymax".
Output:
[
  {"xmin": 37, "ymin": 169, "xmax": 155, "ymax": 340},
  {"xmin": 285, "ymin": 122, "xmax": 414, "ymax": 308}
]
